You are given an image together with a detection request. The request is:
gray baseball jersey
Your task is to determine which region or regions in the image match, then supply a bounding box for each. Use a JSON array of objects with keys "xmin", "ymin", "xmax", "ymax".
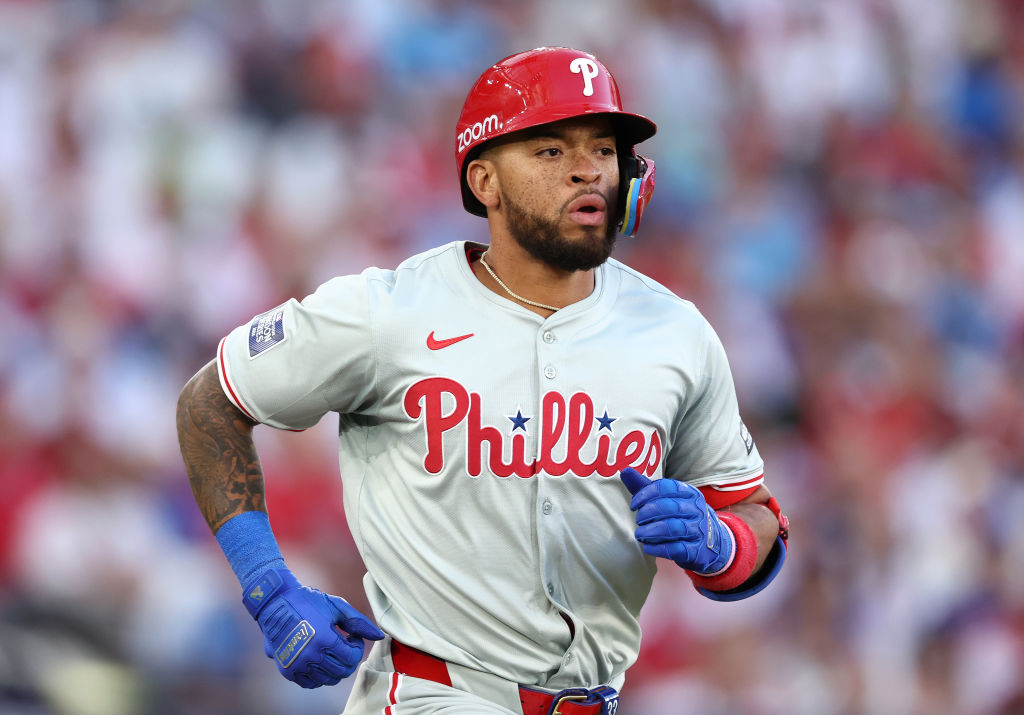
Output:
[{"xmin": 217, "ymin": 240, "xmax": 763, "ymax": 695}]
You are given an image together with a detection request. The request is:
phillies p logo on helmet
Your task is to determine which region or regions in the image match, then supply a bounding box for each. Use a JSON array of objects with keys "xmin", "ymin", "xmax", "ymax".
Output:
[{"xmin": 569, "ymin": 57, "xmax": 599, "ymax": 96}]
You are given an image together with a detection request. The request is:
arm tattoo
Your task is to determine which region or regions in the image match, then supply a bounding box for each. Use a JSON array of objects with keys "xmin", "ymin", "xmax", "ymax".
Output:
[{"xmin": 176, "ymin": 360, "xmax": 265, "ymax": 533}]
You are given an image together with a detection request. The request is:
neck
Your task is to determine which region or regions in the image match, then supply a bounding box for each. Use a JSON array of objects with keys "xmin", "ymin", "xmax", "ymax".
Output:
[{"xmin": 473, "ymin": 241, "xmax": 595, "ymax": 316}]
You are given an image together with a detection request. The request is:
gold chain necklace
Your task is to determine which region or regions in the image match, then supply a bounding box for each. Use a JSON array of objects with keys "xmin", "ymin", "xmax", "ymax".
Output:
[{"xmin": 478, "ymin": 251, "xmax": 560, "ymax": 312}]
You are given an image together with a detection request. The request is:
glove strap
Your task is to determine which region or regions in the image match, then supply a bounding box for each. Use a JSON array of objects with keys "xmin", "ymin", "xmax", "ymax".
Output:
[
  {"xmin": 242, "ymin": 568, "xmax": 300, "ymax": 618},
  {"xmin": 686, "ymin": 512, "xmax": 758, "ymax": 593},
  {"xmin": 692, "ymin": 514, "xmax": 736, "ymax": 577}
]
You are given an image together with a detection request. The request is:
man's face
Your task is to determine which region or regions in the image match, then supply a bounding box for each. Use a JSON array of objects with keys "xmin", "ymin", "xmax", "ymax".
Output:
[{"xmin": 489, "ymin": 115, "xmax": 620, "ymax": 272}]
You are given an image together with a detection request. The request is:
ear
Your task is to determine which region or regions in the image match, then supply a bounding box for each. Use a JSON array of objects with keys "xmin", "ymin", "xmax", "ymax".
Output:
[{"xmin": 465, "ymin": 158, "xmax": 500, "ymax": 211}]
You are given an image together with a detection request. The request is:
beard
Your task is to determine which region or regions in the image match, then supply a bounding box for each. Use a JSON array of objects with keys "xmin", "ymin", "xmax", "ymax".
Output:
[{"xmin": 502, "ymin": 190, "xmax": 618, "ymax": 272}]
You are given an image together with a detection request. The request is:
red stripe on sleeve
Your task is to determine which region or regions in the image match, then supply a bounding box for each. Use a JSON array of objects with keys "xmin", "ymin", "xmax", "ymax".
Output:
[
  {"xmin": 217, "ymin": 337, "xmax": 257, "ymax": 422},
  {"xmin": 700, "ymin": 482, "xmax": 761, "ymax": 510}
]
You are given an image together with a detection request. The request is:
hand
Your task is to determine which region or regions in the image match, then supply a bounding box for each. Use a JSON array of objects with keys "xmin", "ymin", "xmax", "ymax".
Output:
[
  {"xmin": 619, "ymin": 468, "xmax": 734, "ymax": 574},
  {"xmin": 242, "ymin": 568, "xmax": 386, "ymax": 688}
]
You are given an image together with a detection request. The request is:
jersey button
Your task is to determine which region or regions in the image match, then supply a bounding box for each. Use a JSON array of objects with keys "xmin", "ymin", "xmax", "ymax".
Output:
[
  {"xmin": 542, "ymin": 499, "xmax": 552, "ymax": 515},
  {"xmin": 542, "ymin": 331, "xmax": 555, "ymax": 343},
  {"xmin": 547, "ymin": 583, "xmax": 555, "ymax": 596},
  {"xmin": 543, "ymin": 365, "xmax": 557, "ymax": 379}
]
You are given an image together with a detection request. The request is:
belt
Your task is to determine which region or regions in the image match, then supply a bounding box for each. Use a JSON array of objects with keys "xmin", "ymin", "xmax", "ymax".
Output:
[{"xmin": 390, "ymin": 640, "xmax": 619, "ymax": 715}]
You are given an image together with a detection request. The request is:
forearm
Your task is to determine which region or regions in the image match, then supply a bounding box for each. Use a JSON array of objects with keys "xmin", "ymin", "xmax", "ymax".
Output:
[
  {"xmin": 176, "ymin": 359, "xmax": 265, "ymax": 534},
  {"xmin": 689, "ymin": 485, "xmax": 788, "ymax": 600},
  {"xmin": 719, "ymin": 500, "xmax": 780, "ymax": 574}
]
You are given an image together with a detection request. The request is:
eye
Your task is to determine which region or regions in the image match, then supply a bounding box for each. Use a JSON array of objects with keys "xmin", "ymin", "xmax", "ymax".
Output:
[
  {"xmin": 538, "ymin": 147, "xmax": 561, "ymax": 158},
  {"xmin": 598, "ymin": 146, "xmax": 616, "ymax": 157}
]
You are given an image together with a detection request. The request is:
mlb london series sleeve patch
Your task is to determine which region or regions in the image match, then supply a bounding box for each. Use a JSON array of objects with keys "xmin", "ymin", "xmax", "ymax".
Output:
[{"xmin": 248, "ymin": 305, "xmax": 287, "ymax": 358}]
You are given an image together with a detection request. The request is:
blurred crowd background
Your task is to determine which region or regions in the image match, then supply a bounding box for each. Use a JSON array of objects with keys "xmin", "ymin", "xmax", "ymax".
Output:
[{"xmin": 1, "ymin": 0, "xmax": 1023, "ymax": 713}]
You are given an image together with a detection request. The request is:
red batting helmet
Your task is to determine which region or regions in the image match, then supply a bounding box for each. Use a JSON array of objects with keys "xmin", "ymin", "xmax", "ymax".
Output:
[{"xmin": 455, "ymin": 47, "xmax": 658, "ymax": 236}]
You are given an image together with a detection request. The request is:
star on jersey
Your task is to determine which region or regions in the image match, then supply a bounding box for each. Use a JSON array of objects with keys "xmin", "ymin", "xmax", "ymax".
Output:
[
  {"xmin": 596, "ymin": 410, "xmax": 617, "ymax": 432},
  {"xmin": 508, "ymin": 410, "xmax": 531, "ymax": 432}
]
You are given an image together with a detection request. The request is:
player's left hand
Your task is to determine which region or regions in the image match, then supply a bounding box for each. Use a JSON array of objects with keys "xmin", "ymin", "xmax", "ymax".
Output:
[
  {"xmin": 242, "ymin": 568, "xmax": 386, "ymax": 688},
  {"xmin": 620, "ymin": 468, "xmax": 735, "ymax": 574}
]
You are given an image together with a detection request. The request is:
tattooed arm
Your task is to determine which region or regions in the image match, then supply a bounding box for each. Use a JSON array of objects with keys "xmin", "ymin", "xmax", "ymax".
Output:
[
  {"xmin": 176, "ymin": 359, "xmax": 264, "ymax": 534},
  {"xmin": 175, "ymin": 359, "xmax": 385, "ymax": 686}
]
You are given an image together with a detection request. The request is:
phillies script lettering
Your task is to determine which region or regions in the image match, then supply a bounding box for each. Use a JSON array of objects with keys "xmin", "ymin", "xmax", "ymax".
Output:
[{"xmin": 403, "ymin": 377, "xmax": 662, "ymax": 478}]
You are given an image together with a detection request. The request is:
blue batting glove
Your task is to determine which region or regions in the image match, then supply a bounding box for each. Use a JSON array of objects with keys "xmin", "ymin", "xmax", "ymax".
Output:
[
  {"xmin": 242, "ymin": 568, "xmax": 386, "ymax": 688},
  {"xmin": 620, "ymin": 468, "xmax": 735, "ymax": 574}
]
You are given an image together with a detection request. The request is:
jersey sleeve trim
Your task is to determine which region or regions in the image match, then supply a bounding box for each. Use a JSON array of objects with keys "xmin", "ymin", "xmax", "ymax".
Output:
[
  {"xmin": 217, "ymin": 336, "xmax": 257, "ymax": 422},
  {"xmin": 690, "ymin": 469, "xmax": 765, "ymax": 509},
  {"xmin": 217, "ymin": 337, "xmax": 309, "ymax": 432},
  {"xmin": 687, "ymin": 467, "xmax": 764, "ymax": 490},
  {"xmin": 704, "ymin": 471, "xmax": 764, "ymax": 492}
]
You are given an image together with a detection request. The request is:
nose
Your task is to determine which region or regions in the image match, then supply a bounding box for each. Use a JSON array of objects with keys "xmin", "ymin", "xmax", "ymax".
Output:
[
  {"xmin": 568, "ymin": 151, "xmax": 601, "ymax": 185},
  {"xmin": 571, "ymin": 169, "xmax": 600, "ymax": 185}
]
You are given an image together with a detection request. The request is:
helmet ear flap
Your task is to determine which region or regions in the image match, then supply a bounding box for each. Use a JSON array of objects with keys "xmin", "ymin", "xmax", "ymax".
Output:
[{"xmin": 617, "ymin": 149, "xmax": 656, "ymax": 237}]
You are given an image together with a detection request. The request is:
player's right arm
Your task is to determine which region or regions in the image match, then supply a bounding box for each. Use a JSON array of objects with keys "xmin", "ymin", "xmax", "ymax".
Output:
[{"xmin": 176, "ymin": 359, "xmax": 384, "ymax": 688}]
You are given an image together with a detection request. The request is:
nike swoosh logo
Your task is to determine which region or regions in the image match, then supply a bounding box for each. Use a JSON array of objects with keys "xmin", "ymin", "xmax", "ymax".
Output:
[{"xmin": 427, "ymin": 331, "xmax": 474, "ymax": 350}]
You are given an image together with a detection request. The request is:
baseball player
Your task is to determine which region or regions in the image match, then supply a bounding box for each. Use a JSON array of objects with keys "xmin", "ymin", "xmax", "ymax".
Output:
[{"xmin": 177, "ymin": 47, "xmax": 789, "ymax": 715}]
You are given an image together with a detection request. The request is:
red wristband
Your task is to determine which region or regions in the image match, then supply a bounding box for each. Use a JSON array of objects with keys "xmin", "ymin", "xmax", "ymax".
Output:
[{"xmin": 686, "ymin": 512, "xmax": 758, "ymax": 593}]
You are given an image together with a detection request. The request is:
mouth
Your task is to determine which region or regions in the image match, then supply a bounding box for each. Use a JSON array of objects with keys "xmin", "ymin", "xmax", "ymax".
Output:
[{"xmin": 566, "ymin": 194, "xmax": 608, "ymax": 227}]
